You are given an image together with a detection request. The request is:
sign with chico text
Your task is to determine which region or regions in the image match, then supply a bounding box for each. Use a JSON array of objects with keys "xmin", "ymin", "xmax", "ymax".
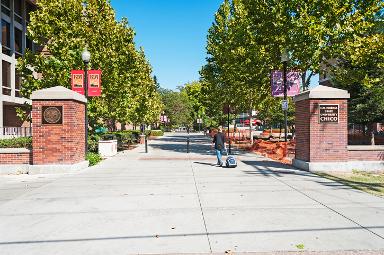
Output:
[{"xmin": 319, "ymin": 104, "xmax": 339, "ymax": 123}]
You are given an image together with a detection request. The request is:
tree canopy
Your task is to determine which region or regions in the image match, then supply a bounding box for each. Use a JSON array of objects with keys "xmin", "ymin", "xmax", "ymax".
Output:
[
  {"xmin": 200, "ymin": 0, "xmax": 384, "ymax": 125},
  {"xmin": 18, "ymin": 0, "xmax": 163, "ymax": 130}
]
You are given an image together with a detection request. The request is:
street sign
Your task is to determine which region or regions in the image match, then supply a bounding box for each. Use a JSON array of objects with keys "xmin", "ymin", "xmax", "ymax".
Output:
[
  {"xmin": 196, "ymin": 118, "xmax": 202, "ymax": 124},
  {"xmin": 282, "ymin": 100, "xmax": 288, "ymax": 111}
]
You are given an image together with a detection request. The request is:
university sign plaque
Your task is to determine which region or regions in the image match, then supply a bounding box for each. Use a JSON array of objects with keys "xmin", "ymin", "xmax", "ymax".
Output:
[
  {"xmin": 319, "ymin": 104, "xmax": 339, "ymax": 123},
  {"xmin": 42, "ymin": 106, "xmax": 63, "ymax": 125}
]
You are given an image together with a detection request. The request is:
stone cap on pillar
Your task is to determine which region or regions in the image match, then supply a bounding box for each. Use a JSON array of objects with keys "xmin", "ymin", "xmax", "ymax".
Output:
[
  {"xmin": 31, "ymin": 86, "xmax": 87, "ymax": 103},
  {"xmin": 294, "ymin": 85, "xmax": 350, "ymax": 102}
]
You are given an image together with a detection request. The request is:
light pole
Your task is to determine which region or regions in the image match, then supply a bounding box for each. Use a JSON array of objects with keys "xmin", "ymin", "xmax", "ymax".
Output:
[
  {"xmin": 281, "ymin": 49, "xmax": 289, "ymax": 142},
  {"xmin": 82, "ymin": 48, "xmax": 91, "ymax": 154}
]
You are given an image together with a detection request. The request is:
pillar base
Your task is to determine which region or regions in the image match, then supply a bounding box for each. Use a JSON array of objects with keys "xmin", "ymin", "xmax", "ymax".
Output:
[
  {"xmin": 28, "ymin": 160, "xmax": 89, "ymax": 175},
  {"xmin": 293, "ymin": 159, "xmax": 384, "ymax": 172},
  {"xmin": 139, "ymin": 134, "xmax": 146, "ymax": 144}
]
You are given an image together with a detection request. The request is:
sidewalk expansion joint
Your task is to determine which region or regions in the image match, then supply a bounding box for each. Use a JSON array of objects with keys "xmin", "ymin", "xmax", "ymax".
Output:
[{"xmin": 188, "ymin": 154, "xmax": 213, "ymax": 253}]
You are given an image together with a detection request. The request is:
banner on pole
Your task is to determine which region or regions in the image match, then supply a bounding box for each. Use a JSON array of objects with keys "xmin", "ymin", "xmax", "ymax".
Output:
[
  {"xmin": 71, "ymin": 70, "xmax": 84, "ymax": 95},
  {"xmin": 88, "ymin": 70, "xmax": 102, "ymax": 97},
  {"xmin": 271, "ymin": 70, "xmax": 301, "ymax": 97}
]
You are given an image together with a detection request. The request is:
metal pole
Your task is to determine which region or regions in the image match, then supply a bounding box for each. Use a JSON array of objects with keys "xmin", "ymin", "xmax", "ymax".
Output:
[
  {"xmin": 84, "ymin": 62, "xmax": 88, "ymax": 155},
  {"xmin": 283, "ymin": 61, "xmax": 288, "ymax": 142},
  {"xmin": 187, "ymin": 127, "xmax": 190, "ymax": 153},
  {"xmin": 227, "ymin": 105, "xmax": 231, "ymax": 154},
  {"xmin": 145, "ymin": 135, "xmax": 148, "ymax": 153}
]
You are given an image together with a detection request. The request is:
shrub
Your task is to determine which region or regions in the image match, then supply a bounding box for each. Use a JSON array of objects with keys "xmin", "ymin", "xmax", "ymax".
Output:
[
  {"xmin": 149, "ymin": 130, "xmax": 164, "ymax": 136},
  {"xmin": 88, "ymin": 134, "xmax": 101, "ymax": 153},
  {"xmin": 86, "ymin": 152, "xmax": 102, "ymax": 166},
  {"xmin": 0, "ymin": 137, "xmax": 32, "ymax": 148}
]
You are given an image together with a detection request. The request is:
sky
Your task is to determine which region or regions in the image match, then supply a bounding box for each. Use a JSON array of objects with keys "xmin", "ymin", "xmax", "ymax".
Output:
[{"xmin": 110, "ymin": 0, "xmax": 223, "ymax": 90}]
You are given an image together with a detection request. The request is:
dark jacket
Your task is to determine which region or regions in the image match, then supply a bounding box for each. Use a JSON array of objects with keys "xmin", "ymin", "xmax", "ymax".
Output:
[{"xmin": 213, "ymin": 132, "xmax": 225, "ymax": 150}]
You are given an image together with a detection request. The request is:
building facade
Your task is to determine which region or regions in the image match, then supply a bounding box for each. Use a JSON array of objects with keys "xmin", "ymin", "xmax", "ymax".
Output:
[{"xmin": 1, "ymin": 0, "xmax": 36, "ymax": 134}]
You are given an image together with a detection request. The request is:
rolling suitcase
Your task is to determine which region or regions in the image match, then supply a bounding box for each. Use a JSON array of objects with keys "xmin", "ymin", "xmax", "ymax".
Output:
[{"xmin": 225, "ymin": 155, "xmax": 237, "ymax": 168}]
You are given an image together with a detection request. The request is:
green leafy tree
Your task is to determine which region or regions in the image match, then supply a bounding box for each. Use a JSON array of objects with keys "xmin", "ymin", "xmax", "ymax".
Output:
[{"xmin": 17, "ymin": 0, "xmax": 162, "ymax": 131}]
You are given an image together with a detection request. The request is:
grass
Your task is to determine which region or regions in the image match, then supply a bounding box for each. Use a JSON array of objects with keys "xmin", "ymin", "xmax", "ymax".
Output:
[{"xmin": 317, "ymin": 170, "xmax": 384, "ymax": 197}]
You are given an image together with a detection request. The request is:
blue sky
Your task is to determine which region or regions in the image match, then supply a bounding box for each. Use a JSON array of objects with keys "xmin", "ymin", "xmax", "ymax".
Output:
[{"xmin": 110, "ymin": 0, "xmax": 223, "ymax": 90}]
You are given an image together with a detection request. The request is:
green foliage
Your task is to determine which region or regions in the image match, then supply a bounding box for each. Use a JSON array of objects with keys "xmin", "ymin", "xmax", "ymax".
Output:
[
  {"xmin": 201, "ymin": 0, "xmax": 384, "ymax": 125},
  {"xmin": 17, "ymin": 0, "xmax": 163, "ymax": 129},
  {"xmin": 149, "ymin": 130, "xmax": 164, "ymax": 136},
  {"xmin": 86, "ymin": 152, "xmax": 102, "ymax": 166},
  {"xmin": 0, "ymin": 137, "xmax": 32, "ymax": 148},
  {"xmin": 88, "ymin": 134, "xmax": 101, "ymax": 153},
  {"xmin": 159, "ymin": 87, "xmax": 194, "ymax": 128}
]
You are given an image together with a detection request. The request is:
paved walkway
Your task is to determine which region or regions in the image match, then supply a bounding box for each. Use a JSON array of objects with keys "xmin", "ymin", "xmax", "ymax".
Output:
[{"xmin": 0, "ymin": 133, "xmax": 384, "ymax": 255}]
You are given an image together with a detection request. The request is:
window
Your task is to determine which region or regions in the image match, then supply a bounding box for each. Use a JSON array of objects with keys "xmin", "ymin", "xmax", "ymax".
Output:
[
  {"xmin": 14, "ymin": 0, "xmax": 22, "ymax": 16},
  {"xmin": 15, "ymin": 72, "xmax": 21, "ymax": 97},
  {"xmin": 1, "ymin": 0, "xmax": 10, "ymax": 16},
  {"xmin": 1, "ymin": 0, "xmax": 10, "ymax": 8},
  {"xmin": 15, "ymin": 27, "xmax": 22, "ymax": 54},
  {"xmin": 26, "ymin": 2, "xmax": 36, "ymax": 22},
  {"xmin": 2, "ymin": 19, "xmax": 10, "ymax": 55},
  {"xmin": 14, "ymin": 0, "xmax": 23, "ymax": 23},
  {"xmin": 26, "ymin": 36, "xmax": 33, "ymax": 52},
  {"xmin": 2, "ymin": 61, "xmax": 11, "ymax": 96}
]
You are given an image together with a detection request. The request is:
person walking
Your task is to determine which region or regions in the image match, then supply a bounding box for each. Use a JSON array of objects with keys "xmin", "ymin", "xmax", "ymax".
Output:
[{"xmin": 212, "ymin": 127, "xmax": 226, "ymax": 166}]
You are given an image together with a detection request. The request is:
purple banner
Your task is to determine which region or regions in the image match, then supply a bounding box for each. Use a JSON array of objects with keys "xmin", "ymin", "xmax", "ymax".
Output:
[{"xmin": 271, "ymin": 71, "xmax": 301, "ymax": 97}]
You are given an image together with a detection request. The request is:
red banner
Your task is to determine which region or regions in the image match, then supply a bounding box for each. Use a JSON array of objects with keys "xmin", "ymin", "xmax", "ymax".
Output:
[
  {"xmin": 71, "ymin": 70, "xmax": 84, "ymax": 95},
  {"xmin": 88, "ymin": 70, "xmax": 102, "ymax": 97}
]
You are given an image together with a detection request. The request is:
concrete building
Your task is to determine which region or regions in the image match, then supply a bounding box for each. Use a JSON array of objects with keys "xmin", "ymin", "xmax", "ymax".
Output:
[{"xmin": 1, "ymin": 0, "xmax": 36, "ymax": 136}]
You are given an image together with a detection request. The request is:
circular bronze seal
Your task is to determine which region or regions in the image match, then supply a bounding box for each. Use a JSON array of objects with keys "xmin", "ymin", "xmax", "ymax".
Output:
[{"xmin": 43, "ymin": 107, "xmax": 62, "ymax": 124}]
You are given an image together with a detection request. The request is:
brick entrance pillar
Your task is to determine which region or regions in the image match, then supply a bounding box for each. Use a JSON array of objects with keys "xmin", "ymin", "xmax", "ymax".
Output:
[
  {"xmin": 293, "ymin": 85, "xmax": 350, "ymax": 171},
  {"xmin": 30, "ymin": 86, "xmax": 88, "ymax": 174}
]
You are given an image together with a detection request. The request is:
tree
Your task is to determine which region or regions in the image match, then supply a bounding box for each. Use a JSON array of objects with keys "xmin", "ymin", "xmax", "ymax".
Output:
[
  {"xmin": 201, "ymin": 0, "xmax": 384, "ymax": 130},
  {"xmin": 17, "ymin": 0, "xmax": 162, "ymax": 130}
]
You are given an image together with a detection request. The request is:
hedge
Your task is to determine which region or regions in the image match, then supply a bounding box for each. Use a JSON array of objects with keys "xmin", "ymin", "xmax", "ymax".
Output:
[{"xmin": 0, "ymin": 137, "xmax": 32, "ymax": 148}]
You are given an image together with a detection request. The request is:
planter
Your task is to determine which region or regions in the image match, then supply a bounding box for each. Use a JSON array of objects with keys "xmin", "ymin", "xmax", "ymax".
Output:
[{"xmin": 98, "ymin": 140, "xmax": 117, "ymax": 157}]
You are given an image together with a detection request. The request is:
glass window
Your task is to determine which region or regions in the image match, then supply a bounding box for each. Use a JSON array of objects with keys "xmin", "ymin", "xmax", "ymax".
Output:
[
  {"xmin": 26, "ymin": 2, "xmax": 36, "ymax": 22},
  {"xmin": 26, "ymin": 36, "xmax": 33, "ymax": 52},
  {"xmin": 15, "ymin": 27, "xmax": 22, "ymax": 53},
  {"xmin": 14, "ymin": 0, "xmax": 22, "ymax": 16},
  {"xmin": 1, "ymin": 0, "xmax": 10, "ymax": 8},
  {"xmin": 1, "ymin": 0, "xmax": 10, "ymax": 16},
  {"xmin": 15, "ymin": 72, "xmax": 21, "ymax": 97},
  {"xmin": 2, "ymin": 19, "xmax": 10, "ymax": 55},
  {"xmin": 2, "ymin": 61, "xmax": 11, "ymax": 96}
]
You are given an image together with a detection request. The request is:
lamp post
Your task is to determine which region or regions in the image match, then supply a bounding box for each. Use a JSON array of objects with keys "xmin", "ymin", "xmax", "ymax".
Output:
[
  {"xmin": 82, "ymin": 48, "xmax": 91, "ymax": 154},
  {"xmin": 281, "ymin": 49, "xmax": 289, "ymax": 142}
]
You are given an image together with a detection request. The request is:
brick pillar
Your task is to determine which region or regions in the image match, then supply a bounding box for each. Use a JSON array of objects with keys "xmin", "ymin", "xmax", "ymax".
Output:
[
  {"xmin": 293, "ymin": 85, "xmax": 350, "ymax": 171},
  {"xmin": 30, "ymin": 86, "xmax": 87, "ymax": 168}
]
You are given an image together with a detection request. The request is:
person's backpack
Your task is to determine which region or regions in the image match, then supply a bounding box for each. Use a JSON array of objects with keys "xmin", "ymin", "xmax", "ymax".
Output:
[{"xmin": 225, "ymin": 156, "xmax": 237, "ymax": 168}]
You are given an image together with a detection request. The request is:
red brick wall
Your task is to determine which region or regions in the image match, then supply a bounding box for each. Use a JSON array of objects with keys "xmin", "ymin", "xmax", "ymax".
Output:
[
  {"xmin": 0, "ymin": 151, "xmax": 32, "ymax": 164},
  {"xmin": 295, "ymin": 100, "xmax": 311, "ymax": 161},
  {"xmin": 32, "ymin": 100, "xmax": 85, "ymax": 165},
  {"xmin": 295, "ymin": 99, "xmax": 348, "ymax": 162},
  {"xmin": 348, "ymin": 150, "xmax": 384, "ymax": 161}
]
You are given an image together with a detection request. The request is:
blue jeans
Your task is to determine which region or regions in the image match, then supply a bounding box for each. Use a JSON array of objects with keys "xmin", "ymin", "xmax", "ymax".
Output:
[{"xmin": 215, "ymin": 149, "xmax": 223, "ymax": 165}]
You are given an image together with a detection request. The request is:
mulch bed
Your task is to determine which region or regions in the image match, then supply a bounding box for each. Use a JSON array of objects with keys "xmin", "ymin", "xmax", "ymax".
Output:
[{"xmin": 235, "ymin": 139, "xmax": 295, "ymax": 164}]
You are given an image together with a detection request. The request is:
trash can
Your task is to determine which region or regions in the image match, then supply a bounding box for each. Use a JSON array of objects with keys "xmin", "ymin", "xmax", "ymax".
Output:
[{"xmin": 98, "ymin": 140, "xmax": 117, "ymax": 157}]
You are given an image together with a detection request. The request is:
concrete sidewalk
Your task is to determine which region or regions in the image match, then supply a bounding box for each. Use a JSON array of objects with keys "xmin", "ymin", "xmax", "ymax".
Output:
[{"xmin": 0, "ymin": 132, "xmax": 383, "ymax": 254}]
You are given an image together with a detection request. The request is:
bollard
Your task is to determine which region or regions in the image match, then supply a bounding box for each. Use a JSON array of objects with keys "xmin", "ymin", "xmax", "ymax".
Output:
[
  {"xmin": 145, "ymin": 135, "xmax": 148, "ymax": 153},
  {"xmin": 187, "ymin": 137, "xmax": 190, "ymax": 153}
]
